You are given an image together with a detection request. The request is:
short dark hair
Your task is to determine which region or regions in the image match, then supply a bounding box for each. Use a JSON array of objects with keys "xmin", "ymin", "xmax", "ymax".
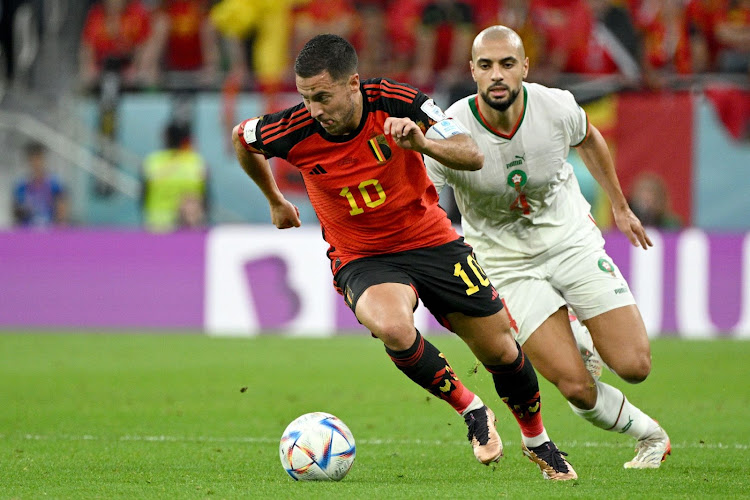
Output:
[
  {"xmin": 294, "ymin": 34, "xmax": 358, "ymax": 82},
  {"xmin": 165, "ymin": 121, "xmax": 191, "ymax": 149},
  {"xmin": 24, "ymin": 141, "xmax": 45, "ymax": 158}
]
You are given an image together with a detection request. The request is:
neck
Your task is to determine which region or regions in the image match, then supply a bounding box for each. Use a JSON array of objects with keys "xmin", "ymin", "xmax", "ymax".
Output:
[
  {"xmin": 476, "ymin": 89, "xmax": 524, "ymax": 135},
  {"xmin": 350, "ymin": 91, "xmax": 364, "ymax": 133}
]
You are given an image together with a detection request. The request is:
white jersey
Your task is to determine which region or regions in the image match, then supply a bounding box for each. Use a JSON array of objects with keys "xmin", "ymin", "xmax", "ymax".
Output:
[{"xmin": 425, "ymin": 82, "xmax": 594, "ymax": 261}]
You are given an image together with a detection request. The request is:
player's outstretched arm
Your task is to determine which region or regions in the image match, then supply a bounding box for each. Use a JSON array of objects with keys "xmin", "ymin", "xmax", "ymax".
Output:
[
  {"xmin": 576, "ymin": 124, "xmax": 652, "ymax": 250},
  {"xmin": 231, "ymin": 125, "xmax": 301, "ymax": 229},
  {"xmin": 383, "ymin": 116, "xmax": 484, "ymax": 171}
]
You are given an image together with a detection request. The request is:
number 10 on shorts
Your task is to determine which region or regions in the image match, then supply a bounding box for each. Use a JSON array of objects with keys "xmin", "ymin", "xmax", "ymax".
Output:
[{"xmin": 454, "ymin": 255, "xmax": 490, "ymax": 295}]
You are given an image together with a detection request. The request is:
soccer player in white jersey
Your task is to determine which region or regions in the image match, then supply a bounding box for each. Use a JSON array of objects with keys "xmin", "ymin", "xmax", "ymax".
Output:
[{"xmin": 424, "ymin": 25, "xmax": 671, "ymax": 470}]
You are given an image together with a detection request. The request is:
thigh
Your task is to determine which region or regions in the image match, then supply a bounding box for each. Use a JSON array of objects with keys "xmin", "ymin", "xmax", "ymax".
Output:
[
  {"xmin": 522, "ymin": 307, "xmax": 591, "ymax": 388},
  {"xmin": 334, "ymin": 255, "xmax": 415, "ymax": 313},
  {"xmin": 447, "ymin": 309, "xmax": 518, "ymax": 365},
  {"xmin": 583, "ymin": 304, "xmax": 651, "ymax": 381},
  {"xmin": 355, "ymin": 282, "xmax": 418, "ymax": 349},
  {"xmin": 334, "ymin": 257, "xmax": 418, "ymax": 348},
  {"xmin": 549, "ymin": 234, "xmax": 652, "ymax": 379},
  {"xmin": 551, "ymin": 235, "xmax": 636, "ymax": 322},
  {"xmin": 492, "ymin": 276, "xmax": 567, "ymax": 346}
]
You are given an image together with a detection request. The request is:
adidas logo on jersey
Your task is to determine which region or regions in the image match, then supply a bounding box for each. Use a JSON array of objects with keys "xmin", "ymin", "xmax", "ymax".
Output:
[{"xmin": 309, "ymin": 164, "xmax": 327, "ymax": 175}]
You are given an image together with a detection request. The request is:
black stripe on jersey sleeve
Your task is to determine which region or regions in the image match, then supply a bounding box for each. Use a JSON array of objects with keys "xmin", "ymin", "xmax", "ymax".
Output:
[
  {"xmin": 254, "ymin": 103, "xmax": 318, "ymax": 160},
  {"xmin": 363, "ymin": 78, "xmax": 434, "ymax": 129}
]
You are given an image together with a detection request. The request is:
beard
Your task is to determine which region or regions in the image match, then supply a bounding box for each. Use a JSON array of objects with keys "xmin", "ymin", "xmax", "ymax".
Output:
[
  {"xmin": 480, "ymin": 85, "xmax": 521, "ymax": 112},
  {"xmin": 321, "ymin": 100, "xmax": 358, "ymax": 135}
]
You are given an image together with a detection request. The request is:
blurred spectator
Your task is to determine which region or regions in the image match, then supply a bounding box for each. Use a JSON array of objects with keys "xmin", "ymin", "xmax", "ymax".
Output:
[
  {"xmin": 383, "ymin": 0, "xmax": 425, "ymax": 82},
  {"xmin": 629, "ymin": 0, "xmax": 694, "ymax": 84},
  {"xmin": 410, "ymin": 0, "xmax": 475, "ymax": 93},
  {"xmin": 210, "ymin": 0, "xmax": 304, "ymax": 144},
  {"xmin": 531, "ymin": 0, "xmax": 642, "ymax": 85},
  {"xmin": 79, "ymin": 0, "xmax": 156, "ymax": 91},
  {"xmin": 628, "ymin": 172, "xmax": 682, "ymax": 229},
  {"xmin": 586, "ymin": 0, "xmax": 643, "ymax": 82},
  {"xmin": 685, "ymin": 0, "xmax": 729, "ymax": 72},
  {"xmin": 210, "ymin": 0, "xmax": 304, "ymax": 94},
  {"xmin": 141, "ymin": 120, "xmax": 209, "ymax": 231},
  {"xmin": 530, "ymin": 0, "xmax": 592, "ymax": 76},
  {"xmin": 471, "ymin": 0, "xmax": 549, "ymax": 84},
  {"xmin": 292, "ymin": 0, "xmax": 361, "ymax": 56},
  {"xmin": 12, "ymin": 141, "xmax": 69, "ymax": 228},
  {"xmin": 353, "ymin": 0, "xmax": 389, "ymax": 78},
  {"xmin": 473, "ymin": 0, "xmax": 543, "ymax": 65},
  {"xmin": 148, "ymin": 0, "xmax": 221, "ymax": 88},
  {"xmin": 715, "ymin": 0, "xmax": 750, "ymax": 73},
  {"xmin": 1, "ymin": 0, "xmax": 44, "ymax": 87}
]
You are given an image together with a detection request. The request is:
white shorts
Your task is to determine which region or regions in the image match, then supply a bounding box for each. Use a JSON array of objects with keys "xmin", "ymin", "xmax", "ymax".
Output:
[{"xmin": 480, "ymin": 225, "xmax": 636, "ymax": 345}]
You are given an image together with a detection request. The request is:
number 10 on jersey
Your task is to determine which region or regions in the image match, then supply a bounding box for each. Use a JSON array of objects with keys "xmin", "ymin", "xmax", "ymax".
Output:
[{"xmin": 340, "ymin": 179, "xmax": 386, "ymax": 215}]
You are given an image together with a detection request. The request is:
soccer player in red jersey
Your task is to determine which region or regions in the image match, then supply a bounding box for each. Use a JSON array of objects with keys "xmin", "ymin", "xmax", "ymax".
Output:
[{"xmin": 231, "ymin": 34, "xmax": 576, "ymax": 479}]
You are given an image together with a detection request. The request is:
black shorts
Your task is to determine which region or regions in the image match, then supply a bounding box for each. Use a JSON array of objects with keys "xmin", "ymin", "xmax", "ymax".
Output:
[{"xmin": 333, "ymin": 237, "xmax": 503, "ymax": 330}]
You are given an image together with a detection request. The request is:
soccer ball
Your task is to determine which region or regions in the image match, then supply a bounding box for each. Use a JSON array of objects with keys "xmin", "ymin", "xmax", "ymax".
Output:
[{"xmin": 279, "ymin": 412, "xmax": 356, "ymax": 481}]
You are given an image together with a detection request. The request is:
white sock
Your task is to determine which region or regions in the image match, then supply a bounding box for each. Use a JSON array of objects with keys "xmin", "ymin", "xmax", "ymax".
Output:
[
  {"xmin": 521, "ymin": 428, "xmax": 550, "ymax": 449},
  {"xmin": 460, "ymin": 394, "xmax": 485, "ymax": 416},
  {"xmin": 569, "ymin": 381, "xmax": 659, "ymax": 440}
]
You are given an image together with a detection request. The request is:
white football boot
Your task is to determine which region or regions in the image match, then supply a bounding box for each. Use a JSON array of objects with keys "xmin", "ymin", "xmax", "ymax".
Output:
[{"xmin": 624, "ymin": 425, "xmax": 672, "ymax": 469}]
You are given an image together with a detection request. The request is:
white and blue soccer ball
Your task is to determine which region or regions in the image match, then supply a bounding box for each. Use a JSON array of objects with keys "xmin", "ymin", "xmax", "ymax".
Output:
[{"xmin": 279, "ymin": 412, "xmax": 356, "ymax": 481}]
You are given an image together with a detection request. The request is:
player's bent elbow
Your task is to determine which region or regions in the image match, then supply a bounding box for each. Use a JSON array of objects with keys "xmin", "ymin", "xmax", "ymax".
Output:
[
  {"xmin": 468, "ymin": 151, "xmax": 485, "ymax": 171},
  {"xmin": 231, "ymin": 125, "xmax": 242, "ymax": 147}
]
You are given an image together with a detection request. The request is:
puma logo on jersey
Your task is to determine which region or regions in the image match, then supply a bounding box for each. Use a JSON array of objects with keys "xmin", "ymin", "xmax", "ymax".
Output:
[
  {"xmin": 505, "ymin": 154, "xmax": 525, "ymax": 169},
  {"xmin": 309, "ymin": 164, "xmax": 327, "ymax": 175}
]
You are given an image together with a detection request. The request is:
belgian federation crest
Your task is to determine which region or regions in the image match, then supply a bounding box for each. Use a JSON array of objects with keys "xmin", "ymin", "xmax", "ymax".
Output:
[{"xmin": 368, "ymin": 134, "xmax": 392, "ymax": 164}]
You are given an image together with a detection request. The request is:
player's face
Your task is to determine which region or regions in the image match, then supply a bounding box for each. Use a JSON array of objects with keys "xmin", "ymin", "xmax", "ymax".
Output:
[
  {"xmin": 296, "ymin": 71, "xmax": 361, "ymax": 135},
  {"xmin": 471, "ymin": 38, "xmax": 528, "ymax": 112}
]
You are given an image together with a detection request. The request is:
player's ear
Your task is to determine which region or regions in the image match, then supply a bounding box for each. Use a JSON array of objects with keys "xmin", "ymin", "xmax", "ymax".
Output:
[
  {"xmin": 470, "ymin": 61, "xmax": 477, "ymax": 82},
  {"xmin": 349, "ymin": 73, "xmax": 360, "ymax": 92}
]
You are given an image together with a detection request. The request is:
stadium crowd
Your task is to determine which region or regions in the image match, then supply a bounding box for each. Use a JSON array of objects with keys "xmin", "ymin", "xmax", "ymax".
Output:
[
  {"xmin": 78, "ymin": 0, "xmax": 750, "ymax": 96},
  {"xmin": 7, "ymin": 0, "xmax": 746, "ymax": 230}
]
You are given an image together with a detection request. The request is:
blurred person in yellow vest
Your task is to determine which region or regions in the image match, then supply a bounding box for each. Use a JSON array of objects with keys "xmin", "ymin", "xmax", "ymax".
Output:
[{"xmin": 141, "ymin": 120, "xmax": 209, "ymax": 231}]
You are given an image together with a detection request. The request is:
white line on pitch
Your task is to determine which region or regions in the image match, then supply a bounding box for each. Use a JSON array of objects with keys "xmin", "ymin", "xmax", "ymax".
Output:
[{"xmin": 1, "ymin": 433, "xmax": 747, "ymax": 450}]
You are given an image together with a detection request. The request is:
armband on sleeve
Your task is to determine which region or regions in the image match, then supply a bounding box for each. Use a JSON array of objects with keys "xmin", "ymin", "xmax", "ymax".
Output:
[
  {"xmin": 238, "ymin": 117, "xmax": 263, "ymax": 153},
  {"xmin": 430, "ymin": 118, "xmax": 467, "ymax": 139}
]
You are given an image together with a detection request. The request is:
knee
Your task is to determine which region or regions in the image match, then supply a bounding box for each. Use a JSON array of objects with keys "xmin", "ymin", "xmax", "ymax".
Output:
[
  {"xmin": 557, "ymin": 377, "xmax": 598, "ymax": 410},
  {"xmin": 369, "ymin": 319, "xmax": 416, "ymax": 351},
  {"xmin": 612, "ymin": 353, "xmax": 652, "ymax": 384}
]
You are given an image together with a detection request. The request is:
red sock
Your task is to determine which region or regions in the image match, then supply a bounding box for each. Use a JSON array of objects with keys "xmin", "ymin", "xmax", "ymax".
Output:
[
  {"xmin": 387, "ymin": 331, "xmax": 476, "ymax": 414},
  {"xmin": 485, "ymin": 342, "xmax": 545, "ymax": 437}
]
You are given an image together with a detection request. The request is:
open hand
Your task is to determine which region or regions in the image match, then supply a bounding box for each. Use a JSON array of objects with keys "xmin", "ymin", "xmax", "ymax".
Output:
[{"xmin": 613, "ymin": 206, "xmax": 652, "ymax": 249}]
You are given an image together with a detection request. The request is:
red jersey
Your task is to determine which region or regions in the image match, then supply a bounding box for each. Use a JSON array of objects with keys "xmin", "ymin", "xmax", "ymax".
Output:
[
  {"xmin": 238, "ymin": 78, "xmax": 458, "ymax": 273},
  {"xmin": 530, "ymin": 0, "xmax": 593, "ymax": 72},
  {"xmin": 82, "ymin": 1, "xmax": 152, "ymax": 67},
  {"xmin": 160, "ymin": 0, "xmax": 208, "ymax": 71},
  {"xmin": 686, "ymin": 0, "xmax": 729, "ymax": 68}
]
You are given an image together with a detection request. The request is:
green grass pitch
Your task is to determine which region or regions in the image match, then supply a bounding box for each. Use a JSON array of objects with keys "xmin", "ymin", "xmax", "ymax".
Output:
[{"xmin": 1, "ymin": 333, "xmax": 749, "ymax": 499}]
